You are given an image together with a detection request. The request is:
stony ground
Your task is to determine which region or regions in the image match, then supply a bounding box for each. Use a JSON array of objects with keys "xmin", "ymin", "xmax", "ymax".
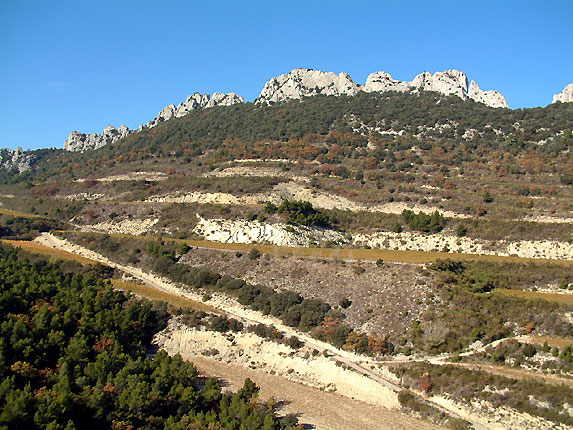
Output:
[{"xmin": 180, "ymin": 247, "xmax": 436, "ymax": 338}]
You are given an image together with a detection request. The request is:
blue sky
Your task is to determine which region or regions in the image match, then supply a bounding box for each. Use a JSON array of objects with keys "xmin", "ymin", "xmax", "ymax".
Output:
[{"xmin": 1, "ymin": 0, "xmax": 571, "ymax": 150}]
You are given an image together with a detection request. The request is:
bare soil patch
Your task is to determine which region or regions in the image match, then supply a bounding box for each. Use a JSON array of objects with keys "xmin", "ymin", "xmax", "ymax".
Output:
[{"xmin": 189, "ymin": 355, "xmax": 440, "ymax": 430}]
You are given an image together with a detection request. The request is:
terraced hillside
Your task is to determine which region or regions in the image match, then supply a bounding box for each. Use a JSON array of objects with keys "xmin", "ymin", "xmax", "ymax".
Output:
[{"xmin": 1, "ymin": 90, "xmax": 572, "ymax": 429}]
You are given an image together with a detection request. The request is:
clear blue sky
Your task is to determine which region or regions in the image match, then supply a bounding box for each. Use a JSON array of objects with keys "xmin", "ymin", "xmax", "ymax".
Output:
[{"xmin": 1, "ymin": 0, "xmax": 571, "ymax": 150}]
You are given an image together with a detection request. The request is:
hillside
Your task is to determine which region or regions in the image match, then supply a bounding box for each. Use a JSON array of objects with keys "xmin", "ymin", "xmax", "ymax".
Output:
[{"xmin": 1, "ymin": 82, "xmax": 572, "ymax": 429}]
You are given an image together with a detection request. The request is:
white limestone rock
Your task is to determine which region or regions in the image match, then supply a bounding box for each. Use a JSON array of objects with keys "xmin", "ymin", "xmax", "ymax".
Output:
[
  {"xmin": 207, "ymin": 92, "xmax": 244, "ymax": 107},
  {"xmin": 468, "ymin": 80, "xmax": 508, "ymax": 108},
  {"xmin": 193, "ymin": 216, "xmax": 346, "ymax": 247},
  {"xmin": 64, "ymin": 124, "xmax": 131, "ymax": 152},
  {"xmin": 0, "ymin": 147, "xmax": 35, "ymax": 172},
  {"xmin": 257, "ymin": 68, "xmax": 359, "ymax": 103},
  {"xmin": 363, "ymin": 71, "xmax": 411, "ymax": 93},
  {"xmin": 364, "ymin": 69, "xmax": 508, "ymax": 108},
  {"xmin": 552, "ymin": 83, "xmax": 573, "ymax": 103},
  {"xmin": 412, "ymin": 69, "xmax": 469, "ymax": 99},
  {"xmin": 65, "ymin": 91, "xmax": 244, "ymax": 151},
  {"xmin": 148, "ymin": 92, "xmax": 244, "ymax": 127}
]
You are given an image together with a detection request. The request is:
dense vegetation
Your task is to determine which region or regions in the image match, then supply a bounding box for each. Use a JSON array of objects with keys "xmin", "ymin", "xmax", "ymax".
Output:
[
  {"xmin": 81, "ymin": 92, "xmax": 573, "ymax": 164},
  {"xmin": 410, "ymin": 259, "xmax": 573, "ymax": 353},
  {"xmin": 4, "ymin": 91, "xmax": 571, "ymax": 188},
  {"xmin": 273, "ymin": 201, "xmax": 332, "ymax": 228},
  {"xmin": 401, "ymin": 209, "xmax": 446, "ymax": 233},
  {"xmin": 0, "ymin": 244, "xmax": 297, "ymax": 429},
  {"xmin": 0, "ymin": 214, "xmax": 63, "ymax": 240},
  {"xmin": 392, "ymin": 362, "xmax": 573, "ymax": 426}
]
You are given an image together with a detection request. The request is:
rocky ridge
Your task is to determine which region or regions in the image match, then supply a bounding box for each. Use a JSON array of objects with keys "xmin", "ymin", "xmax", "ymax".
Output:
[
  {"xmin": 553, "ymin": 83, "xmax": 573, "ymax": 103},
  {"xmin": 258, "ymin": 68, "xmax": 509, "ymax": 109},
  {"xmin": 64, "ymin": 92, "xmax": 244, "ymax": 152},
  {"xmin": 257, "ymin": 69, "xmax": 359, "ymax": 103},
  {"xmin": 63, "ymin": 68, "xmax": 570, "ymax": 152}
]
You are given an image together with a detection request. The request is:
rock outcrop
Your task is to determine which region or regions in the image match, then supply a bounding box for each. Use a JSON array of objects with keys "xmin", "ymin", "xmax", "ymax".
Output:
[
  {"xmin": 146, "ymin": 92, "xmax": 244, "ymax": 128},
  {"xmin": 364, "ymin": 69, "xmax": 508, "ymax": 108},
  {"xmin": 363, "ymin": 71, "xmax": 412, "ymax": 93},
  {"xmin": 64, "ymin": 92, "xmax": 244, "ymax": 152},
  {"xmin": 64, "ymin": 124, "xmax": 130, "ymax": 152},
  {"xmin": 468, "ymin": 80, "xmax": 508, "ymax": 108},
  {"xmin": 257, "ymin": 68, "xmax": 359, "ymax": 103},
  {"xmin": 552, "ymin": 83, "xmax": 573, "ymax": 103},
  {"xmin": 0, "ymin": 147, "xmax": 35, "ymax": 172}
]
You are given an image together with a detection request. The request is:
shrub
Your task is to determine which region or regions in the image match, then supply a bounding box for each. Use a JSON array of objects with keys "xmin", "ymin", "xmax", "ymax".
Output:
[
  {"xmin": 402, "ymin": 209, "xmax": 446, "ymax": 233},
  {"xmin": 248, "ymin": 247, "xmax": 261, "ymax": 260},
  {"xmin": 278, "ymin": 200, "xmax": 331, "ymax": 228}
]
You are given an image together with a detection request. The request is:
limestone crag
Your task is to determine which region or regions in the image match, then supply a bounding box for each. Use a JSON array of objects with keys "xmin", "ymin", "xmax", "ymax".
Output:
[
  {"xmin": 256, "ymin": 68, "xmax": 359, "ymax": 103},
  {"xmin": 0, "ymin": 147, "xmax": 35, "ymax": 173},
  {"xmin": 411, "ymin": 70, "xmax": 469, "ymax": 99},
  {"xmin": 64, "ymin": 92, "xmax": 244, "ymax": 152},
  {"xmin": 364, "ymin": 70, "xmax": 508, "ymax": 108},
  {"xmin": 64, "ymin": 124, "xmax": 131, "ymax": 152},
  {"xmin": 146, "ymin": 92, "xmax": 244, "ymax": 128},
  {"xmin": 468, "ymin": 81, "xmax": 508, "ymax": 109},
  {"xmin": 363, "ymin": 72, "xmax": 412, "ymax": 93},
  {"xmin": 553, "ymin": 83, "xmax": 573, "ymax": 103}
]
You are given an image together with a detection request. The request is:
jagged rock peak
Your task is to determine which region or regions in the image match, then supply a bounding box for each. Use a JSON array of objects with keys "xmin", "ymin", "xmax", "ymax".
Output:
[
  {"xmin": 64, "ymin": 124, "xmax": 131, "ymax": 152},
  {"xmin": 363, "ymin": 71, "xmax": 411, "ymax": 93},
  {"xmin": 146, "ymin": 92, "xmax": 244, "ymax": 128},
  {"xmin": 65, "ymin": 91, "xmax": 244, "ymax": 152},
  {"xmin": 257, "ymin": 68, "xmax": 359, "ymax": 103},
  {"xmin": 0, "ymin": 147, "xmax": 35, "ymax": 173},
  {"xmin": 553, "ymin": 83, "xmax": 573, "ymax": 103},
  {"xmin": 364, "ymin": 69, "xmax": 508, "ymax": 108},
  {"xmin": 468, "ymin": 80, "xmax": 508, "ymax": 109}
]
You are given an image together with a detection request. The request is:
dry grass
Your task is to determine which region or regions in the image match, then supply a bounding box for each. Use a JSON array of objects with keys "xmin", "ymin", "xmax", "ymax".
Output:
[
  {"xmin": 184, "ymin": 240, "xmax": 573, "ymax": 266},
  {"xmin": 110, "ymin": 279, "xmax": 218, "ymax": 313},
  {"xmin": 59, "ymin": 230, "xmax": 573, "ymax": 265},
  {"xmin": 457, "ymin": 362, "xmax": 573, "ymax": 388},
  {"xmin": 494, "ymin": 289, "xmax": 573, "ymax": 305},
  {"xmin": 525, "ymin": 335, "xmax": 573, "ymax": 348},
  {"xmin": 0, "ymin": 208, "xmax": 48, "ymax": 219},
  {"xmin": 2, "ymin": 240, "xmax": 102, "ymax": 265}
]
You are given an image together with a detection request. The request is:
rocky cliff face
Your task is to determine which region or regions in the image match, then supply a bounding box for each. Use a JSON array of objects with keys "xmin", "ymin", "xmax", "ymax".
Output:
[
  {"xmin": 64, "ymin": 124, "xmax": 130, "ymax": 152},
  {"xmin": 553, "ymin": 83, "xmax": 573, "ymax": 103},
  {"xmin": 363, "ymin": 69, "xmax": 508, "ymax": 108},
  {"xmin": 256, "ymin": 68, "xmax": 359, "ymax": 103},
  {"xmin": 468, "ymin": 80, "xmax": 508, "ymax": 108},
  {"xmin": 145, "ymin": 92, "xmax": 244, "ymax": 129},
  {"xmin": 64, "ymin": 92, "xmax": 244, "ymax": 152},
  {"xmin": 0, "ymin": 147, "xmax": 35, "ymax": 173}
]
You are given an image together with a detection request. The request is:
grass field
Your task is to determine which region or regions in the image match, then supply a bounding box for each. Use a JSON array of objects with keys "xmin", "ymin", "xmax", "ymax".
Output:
[
  {"xmin": 494, "ymin": 289, "xmax": 573, "ymax": 305},
  {"xmin": 2, "ymin": 240, "xmax": 102, "ymax": 265},
  {"xmin": 0, "ymin": 208, "xmax": 48, "ymax": 219},
  {"xmin": 110, "ymin": 279, "xmax": 218, "ymax": 313}
]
